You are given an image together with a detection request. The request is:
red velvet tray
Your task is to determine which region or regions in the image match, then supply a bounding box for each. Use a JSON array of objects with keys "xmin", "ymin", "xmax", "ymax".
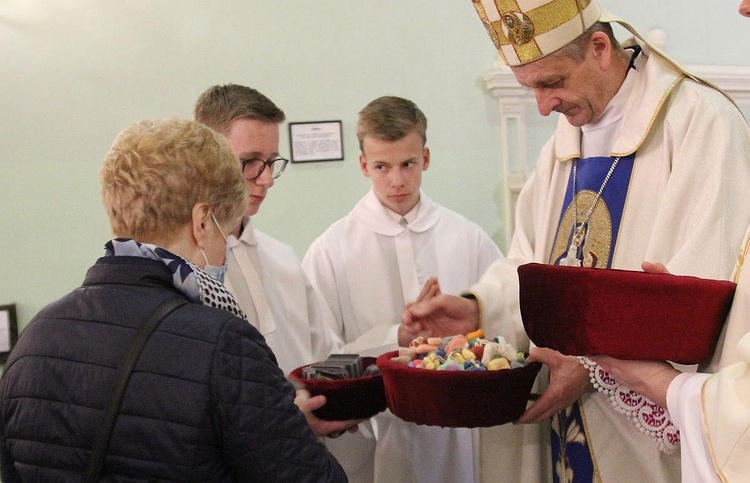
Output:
[
  {"xmin": 518, "ymin": 263, "xmax": 737, "ymax": 364},
  {"xmin": 289, "ymin": 357, "xmax": 387, "ymax": 421},
  {"xmin": 376, "ymin": 351, "xmax": 542, "ymax": 428}
]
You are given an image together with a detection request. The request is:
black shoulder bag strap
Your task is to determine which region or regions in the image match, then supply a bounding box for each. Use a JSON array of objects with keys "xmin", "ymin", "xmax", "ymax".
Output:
[{"xmin": 83, "ymin": 297, "xmax": 188, "ymax": 483}]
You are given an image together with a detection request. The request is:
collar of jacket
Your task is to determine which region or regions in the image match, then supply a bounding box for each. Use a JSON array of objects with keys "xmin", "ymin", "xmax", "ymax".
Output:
[{"xmin": 86, "ymin": 256, "xmax": 176, "ymax": 291}]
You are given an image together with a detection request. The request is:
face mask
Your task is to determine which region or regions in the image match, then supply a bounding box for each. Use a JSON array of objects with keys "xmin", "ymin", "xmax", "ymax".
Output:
[
  {"xmin": 200, "ymin": 212, "xmax": 229, "ymax": 284},
  {"xmin": 201, "ymin": 254, "xmax": 228, "ymax": 284}
]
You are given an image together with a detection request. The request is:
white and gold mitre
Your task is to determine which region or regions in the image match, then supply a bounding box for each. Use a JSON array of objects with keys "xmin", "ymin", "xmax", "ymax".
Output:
[{"xmin": 471, "ymin": 0, "xmax": 603, "ymax": 66}]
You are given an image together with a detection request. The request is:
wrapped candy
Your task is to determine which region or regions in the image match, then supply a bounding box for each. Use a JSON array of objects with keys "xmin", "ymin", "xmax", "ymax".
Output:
[{"xmin": 391, "ymin": 332, "xmax": 527, "ymax": 373}]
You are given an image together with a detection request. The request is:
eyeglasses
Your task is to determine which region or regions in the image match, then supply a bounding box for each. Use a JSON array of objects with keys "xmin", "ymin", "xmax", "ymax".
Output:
[{"xmin": 241, "ymin": 157, "xmax": 289, "ymax": 181}]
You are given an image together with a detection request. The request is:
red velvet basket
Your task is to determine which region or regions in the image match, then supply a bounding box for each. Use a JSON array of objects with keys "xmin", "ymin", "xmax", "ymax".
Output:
[
  {"xmin": 289, "ymin": 357, "xmax": 387, "ymax": 421},
  {"xmin": 376, "ymin": 351, "xmax": 542, "ymax": 428},
  {"xmin": 518, "ymin": 263, "xmax": 737, "ymax": 364}
]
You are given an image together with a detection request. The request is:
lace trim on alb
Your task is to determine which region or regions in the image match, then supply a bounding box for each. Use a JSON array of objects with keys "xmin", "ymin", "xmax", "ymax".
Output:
[{"xmin": 578, "ymin": 356, "xmax": 680, "ymax": 453}]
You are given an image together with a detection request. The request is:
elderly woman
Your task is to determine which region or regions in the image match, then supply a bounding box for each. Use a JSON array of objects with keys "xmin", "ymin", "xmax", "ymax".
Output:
[{"xmin": 0, "ymin": 118, "xmax": 346, "ymax": 482}]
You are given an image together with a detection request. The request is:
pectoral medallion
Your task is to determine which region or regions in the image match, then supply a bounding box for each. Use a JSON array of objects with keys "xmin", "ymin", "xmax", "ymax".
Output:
[{"xmin": 560, "ymin": 224, "xmax": 585, "ymax": 267}]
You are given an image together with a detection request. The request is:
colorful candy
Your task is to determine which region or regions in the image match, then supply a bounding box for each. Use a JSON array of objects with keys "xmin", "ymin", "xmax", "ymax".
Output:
[{"xmin": 391, "ymin": 332, "xmax": 527, "ymax": 372}]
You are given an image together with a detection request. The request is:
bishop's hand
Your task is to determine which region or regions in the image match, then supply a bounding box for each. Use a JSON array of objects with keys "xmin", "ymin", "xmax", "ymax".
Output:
[
  {"xmin": 517, "ymin": 347, "xmax": 591, "ymax": 423},
  {"xmin": 400, "ymin": 292, "xmax": 480, "ymax": 346}
]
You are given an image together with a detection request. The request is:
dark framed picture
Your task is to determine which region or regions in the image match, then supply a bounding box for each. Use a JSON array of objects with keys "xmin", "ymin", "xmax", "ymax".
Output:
[
  {"xmin": 0, "ymin": 304, "xmax": 18, "ymax": 363},
  {"xmin": 289, "ymin": 120, "xmax": 344, "ymax": 163}
]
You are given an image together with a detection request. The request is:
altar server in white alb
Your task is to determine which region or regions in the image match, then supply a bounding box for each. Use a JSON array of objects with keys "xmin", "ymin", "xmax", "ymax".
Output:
[
  {"xmin": 302, "ymin": 95, "xmax": 502, "ymax": 483},
  {"xmin": 194, "ymin": 84, "xmax": 341, "ymax": 376},
  {"xmin": 403, "ymin": 1, "xmax": 750, "ymax": 481},
  {"xmin": 194, "ymin": 85, "xmax": 354, "ymax": 439}
]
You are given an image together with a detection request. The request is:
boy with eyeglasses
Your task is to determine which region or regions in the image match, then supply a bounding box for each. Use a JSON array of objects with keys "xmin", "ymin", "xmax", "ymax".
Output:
[{"xmin": 194, "ymin": 85, "xmax": 355, "ymax": 439}]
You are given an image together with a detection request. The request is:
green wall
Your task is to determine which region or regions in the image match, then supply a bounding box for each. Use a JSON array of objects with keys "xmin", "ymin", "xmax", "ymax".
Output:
[{"xmin": 2, "ymin": 0, "xmax": 749, "ymax": 331}]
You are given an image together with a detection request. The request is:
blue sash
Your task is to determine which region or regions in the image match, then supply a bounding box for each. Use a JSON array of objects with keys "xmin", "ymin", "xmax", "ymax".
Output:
[{"xmin": 548, "ymin": 154, "xmax": 635, "ymax": 482}]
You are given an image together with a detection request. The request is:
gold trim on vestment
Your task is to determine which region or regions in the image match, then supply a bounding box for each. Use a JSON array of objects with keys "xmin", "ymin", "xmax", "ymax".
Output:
[
  {"xmin": 701, "ymin": 375, "xmax": 729, "ymax": 483},
  {"xmin": 732, "ymin": 232, "xmax": 750, "ymax": 283},
  {"xmin": 611, "ymin": 74, "xmax": 685, "ymax": 158},
  {"xmin": 556, "ymin": 155, "xmax": 580, "ymax": 163},
  {"xmin": 578, "ymin": 400, "xmax": 603, "ymax": 482}
]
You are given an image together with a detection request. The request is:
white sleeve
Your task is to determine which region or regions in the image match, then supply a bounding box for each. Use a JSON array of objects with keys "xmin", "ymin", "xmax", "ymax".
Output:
[
  {"xmin": 303, "ymin": 234, "xmax": 400, "ymax": 356},
  {"xmin": 303, "ymin": 270, "xmax": 344, "ymax": 360},
  {"xmin": 469, "ymin": 257, "xmax": 527, "ymax": 351},
  {"xmin": 666, "ymin": 372, "xmax": 720, "ymax": 483},
  {"xmin": 302, "ymin": 237, "xmax": 346, "ymax": 340},
  {"xmin": 476, "ymin": 228, "xmax": 504, "ymax": 274}
]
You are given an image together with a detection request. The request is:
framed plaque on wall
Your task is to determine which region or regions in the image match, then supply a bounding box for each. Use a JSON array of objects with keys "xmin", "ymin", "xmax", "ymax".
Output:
[{"xmin": 289, "ymin": 120, "xmax": 344, "ymax": 163}]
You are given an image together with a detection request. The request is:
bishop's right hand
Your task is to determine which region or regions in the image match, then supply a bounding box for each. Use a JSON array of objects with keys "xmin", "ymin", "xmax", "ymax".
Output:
[{"xmin": 399, "ymin": 289, "xmax": 480, "ymax": 346}]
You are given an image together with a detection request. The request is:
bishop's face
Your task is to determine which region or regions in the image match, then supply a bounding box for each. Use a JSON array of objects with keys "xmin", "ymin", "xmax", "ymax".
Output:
[{"xmin": 511, "ymin": 32, "xmax": 615, "ymax": 128}]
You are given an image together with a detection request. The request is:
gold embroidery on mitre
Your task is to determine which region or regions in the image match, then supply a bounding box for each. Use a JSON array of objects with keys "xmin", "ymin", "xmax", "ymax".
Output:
[
  {"xmin": 500, "ymin": 11, "xmax": 534, "ymax": 45},
  {"xmin": 489, "ymin": 0, "xmax": 593, "ymax": 46},
  {"xmin": 471, "ymin": 0, "xmax": 508, "ymax": 64},
  {"xmin": 473, "ymin": 0, "xmax": 596, "ymax": 66},
  {"xmin": 514, "ymin": 38, "xmax": 544, "ymax": 65}
]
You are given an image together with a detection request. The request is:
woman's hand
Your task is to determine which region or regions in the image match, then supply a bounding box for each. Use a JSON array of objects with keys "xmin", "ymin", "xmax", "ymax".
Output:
[{"xmin": 294, "ymin": 389, "xmax": 363, "ymax": 437}]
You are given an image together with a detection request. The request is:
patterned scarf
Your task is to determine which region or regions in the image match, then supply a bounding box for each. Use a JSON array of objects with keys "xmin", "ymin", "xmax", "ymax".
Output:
[{"xmin": 104, "ymin": 238, "xmax": 247, "ymax": 320}]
